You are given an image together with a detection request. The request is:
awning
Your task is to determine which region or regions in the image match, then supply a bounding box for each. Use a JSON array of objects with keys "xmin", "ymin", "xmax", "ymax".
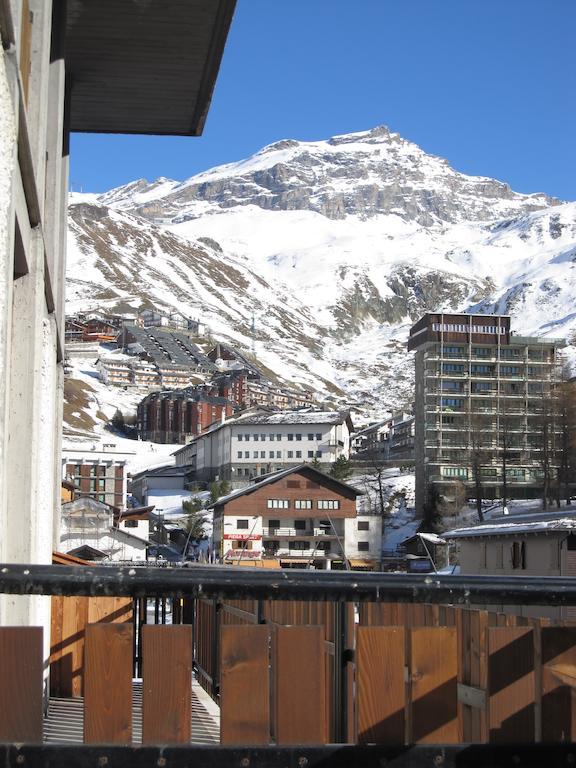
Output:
[{"xmin": 348, "ymin": 559, "xmax": 377, "ymax": 569}]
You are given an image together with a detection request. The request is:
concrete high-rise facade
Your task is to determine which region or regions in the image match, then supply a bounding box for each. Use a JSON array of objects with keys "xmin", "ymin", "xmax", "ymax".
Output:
[{"xmin": 409, "ymin": 313, "xmax": 564, "ymax": 513}]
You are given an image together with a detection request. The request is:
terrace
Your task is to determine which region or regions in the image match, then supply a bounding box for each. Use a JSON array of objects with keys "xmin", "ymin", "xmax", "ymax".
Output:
[{"xmin": 1, "ymin": 564, "xmax": 576, "ymax": 767}]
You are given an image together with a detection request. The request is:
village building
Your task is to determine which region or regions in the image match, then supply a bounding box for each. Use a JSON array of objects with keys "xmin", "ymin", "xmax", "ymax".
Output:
[
  {"xmin": 408, "ymin": 313, "xmax": 564, "ymax": 513},
  {"xmin": 352, "ymin": 412, "xmax": 415, "ymax": 463},
  {"xmin": 137, "ymin": 389, "xmax": 234, "ymax": 444},
  {"xmin": 211, "ymin": 465, "xmax": 379, "ymax": 570},
  {"xmin": 60, "ymin": 497, "xmax": 149, "ymax": 563},
  {"xmin": 172, "ymin": 408, "xmax": 354, "ymax": 485},
  {"xmin": 62, "ymin": 444, "xmax": 135, "ymax": 508},
  {"xmin": 445, "ymin": 514, "xmax": 576, "ymax": 619}
]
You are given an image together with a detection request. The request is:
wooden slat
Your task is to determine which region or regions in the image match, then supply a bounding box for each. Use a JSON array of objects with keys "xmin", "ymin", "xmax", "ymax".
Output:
[
  {"xmin": 488, "ymin": 627, "xmax": 535, "ymax": 743},
  {"xmin": 142, "ymin": 625, "xmax": 193, "ymax": 744},
  {"xmin": 541, "ymin": 626, "xmax": 576, "ymax": 741},
  {"xmin": 357, "ymin": 627, "xmax": 405, "ymax": 744},
  {"xmin": 84, "ymin": 623, "xmax": 133, "ymax": 744},
  {"xmin": 0, "ymin": 627, "xmax": 43, "ymax": 741},
  {"xmin": 220, "ymin": 625, "xmax": 270, "ymax": 745},
  {"xmin": 274, "ymin": 626, "xmax": 326, "ymax": 744},
  {"xmin": 411, "ymin": 627, "xmax": 458, "ymax": 743}
]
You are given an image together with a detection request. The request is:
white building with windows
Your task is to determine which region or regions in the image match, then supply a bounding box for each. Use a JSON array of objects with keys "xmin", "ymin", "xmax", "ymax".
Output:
[{"xmin": 173, "ymin": 408, "xmax": 353, "ymax": 485}]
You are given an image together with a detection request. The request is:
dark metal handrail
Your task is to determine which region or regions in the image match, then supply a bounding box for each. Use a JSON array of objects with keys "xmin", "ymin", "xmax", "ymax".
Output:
[{"xmin": 1, "ymin": 563, "xmax": 576, "ymax": 604}]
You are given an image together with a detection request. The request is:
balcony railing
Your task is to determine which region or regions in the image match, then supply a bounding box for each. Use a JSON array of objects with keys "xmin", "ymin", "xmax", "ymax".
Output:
[
  {"xmin": 3, "ymin": 565, "xmax": 576, "ymax": 764},
  {"xmin": 262, "ymin": 527, "xmax": 339, "ymax": 538}
]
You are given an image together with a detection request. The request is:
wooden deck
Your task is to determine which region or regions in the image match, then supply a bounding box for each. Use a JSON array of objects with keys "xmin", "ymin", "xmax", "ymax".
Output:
[{"xmin": 43, "ymin": 680, "xmax": 220, "ymax": 744}]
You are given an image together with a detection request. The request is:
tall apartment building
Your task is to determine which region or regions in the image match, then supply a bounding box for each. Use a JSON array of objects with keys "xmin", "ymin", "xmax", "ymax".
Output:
[
  {"xmin": 137, "ymin": 389, "xmax": 234, "ymax": 444},
  {"xmin": 409, "ymin": 313, "xmax": 564, "ymax": 512}
]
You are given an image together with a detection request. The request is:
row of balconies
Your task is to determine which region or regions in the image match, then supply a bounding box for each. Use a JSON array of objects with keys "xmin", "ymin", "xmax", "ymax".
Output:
[{"xmin": 262, "ymin": 527, "xmax": 340, "ymax": 538}]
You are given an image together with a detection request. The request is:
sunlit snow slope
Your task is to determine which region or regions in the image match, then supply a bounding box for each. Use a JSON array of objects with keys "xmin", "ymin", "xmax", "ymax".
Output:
[{"xmin": 66, "ymin": 125, "xmax": 576, "ymax": 417}]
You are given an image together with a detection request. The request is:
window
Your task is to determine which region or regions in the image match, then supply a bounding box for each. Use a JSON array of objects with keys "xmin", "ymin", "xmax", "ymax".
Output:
[
  {"xmin": 268, "ymin": 519, "xmax": 280, "ymax": 530},
  {"xmin": 261, "ymin": 434, "xmax": 266, "ymax": 441},
  {"xmin": 295, "ymin": 451, "xmax": 302, "ymax": 458},
  {"xmin": 471, "ymin": 364, "xmax": 492, "ymax": 374},
  {"xmin": 238, "ymin": 434, "xmax": 243, "ymax": 441},
  {"xmin": 307, "ymin": 433, "xmax": 314, "ymax": 441},
  {"xmin": 269, "ymin": 451, "xmax": 275, "ymax": 458},
  {"xmin": 317, "ymin": 500, "xmax": 340, "ymax": 510},
  {"xmin": 295, "ymin": 499, "xmax": 312, "ymax": 509},
  {"xmin": 441, "ymin": 467, "xmax": 468, "ymax": 478},
  {"xmin": 316, "ymin": 451, "xmax": 322, "ymax": 458},
  {"xmin": 244, "ymin": 434, "xmax": 250, "ymax": 441},
  {"xmin": 294, "ymin": 519, "xmax": 306, "ymax": 530},
  {"xmin": 308, "ymin": 451, "xmax": 314, "ymax": 458},
  {"xmin": 295, "ymin": 433, "xmax": 302, "ymax": 441},
  {"xmin": 253, "ymin": 451, "xmax": 258, "ymax": 458},
  {"xmin": 358, "ymin": 542, "xmax": 370, "ymax": 552},
  {"xmin": 287, "ymin": 451, "xmax": 293, "ymax": 458},
  {"xmin": 288, "ymin": 434, "xmax": 294, "ymax": 441},
  {"xmin": 267, "ymin": 499, "xmax": 290, "ymax": 509},
  {"xmin": 124, "ymin": 519, "xmax": 138, "ymax": 528},
  {"xmin": 500, "ymin": 348, "xmax": 520, "ymax": 359},
  {"xmin": 358, "ymin": 520, "xmax": 369, "ymax": 531},
  {"xmin": 269, "ymin": 433, "xmax": 275, "ymax": 441},
  {"xmin": 316, "ymin": 433, "xmax": 322, "ymax": 440},
  {"xmin": 511, "ymin": 541, "xmax": 526, "ymax": 569},
  {"xmin": 441, "ymin": 398, "xmax": 462, "ymax": 408},
  {"xmin": 237, "ymin": 519, "xmax": 249, "ymax": 529},
  {"xmin": 289, "ymin": 541, "xmax": 308, "ymax": 550},
  {"xmin": 244, "ymin": 451, "xmax": 249, "ymax": 458},
  {"xmin": 287, "ymin": 480, "xmax": 300, "ymax": 488},
  {"xmin": 237, "ymin": 451, "xmax": 242, "ymax": 458},
  {"xmin": 276, "ymin": 434, "xmax": 282, "ymax": 441},
  {"xmin": 253, "ymin": 434, "xmax": 259, "ymax": 441},
  {"xmin": 442, "ymin": 363, "xmax": 464, "ymax": 373},
  {"xmin": 317, "ymin": 541, "xmax": 331, "ymax": 552},
  {"xmin": 260, "ymin": 451, "xmax": 265, "ymax": 458},
  {"xmin": 500, "ymin": 365, "xmax": 520, "ymax": 375}
]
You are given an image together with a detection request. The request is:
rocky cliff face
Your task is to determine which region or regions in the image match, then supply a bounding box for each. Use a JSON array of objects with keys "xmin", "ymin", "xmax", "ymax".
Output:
[{"xmin": 67, "ymin": 126, "xmax": 576, "ymax": 418}]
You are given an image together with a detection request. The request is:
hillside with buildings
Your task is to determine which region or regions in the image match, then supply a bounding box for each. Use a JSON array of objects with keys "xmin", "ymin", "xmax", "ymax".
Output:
[{"xmin": 66, "ymin": 126, "xmax": 576, "ymax": 419}]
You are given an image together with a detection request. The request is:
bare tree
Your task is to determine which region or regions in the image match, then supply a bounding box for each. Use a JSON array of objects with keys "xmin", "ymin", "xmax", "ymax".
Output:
[{"xmin": 468, "ymin": 411, "xmax": 492, "ymax": 522}]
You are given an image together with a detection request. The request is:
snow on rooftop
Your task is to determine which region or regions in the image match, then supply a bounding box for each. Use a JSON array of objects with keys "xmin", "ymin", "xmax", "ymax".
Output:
[{"xmin": 445, "ymin": 518, "xmax": 576, "ymax": 539}]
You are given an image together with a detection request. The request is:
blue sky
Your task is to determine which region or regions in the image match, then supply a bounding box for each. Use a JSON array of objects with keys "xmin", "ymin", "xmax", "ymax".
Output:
[{"xmin": 71, "ymin": 0, "xmax": 576, "ymax": 199}]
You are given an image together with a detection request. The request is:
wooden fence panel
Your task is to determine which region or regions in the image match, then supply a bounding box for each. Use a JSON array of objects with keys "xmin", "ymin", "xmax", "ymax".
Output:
[
  {"xmin": 541, "ymin": 626, "xmax": 576, "ymax": 741},
  {"xmin": 356, "ymin": 627, "xmax": 405, "ymax": 745},
  {"xmin": 220, "ymin": 625, "xmax": 270, "ymax": 745},
  {"xmin": 0, "ymin": 627, "xmax": 43, "ymax": 742},
  {"xmin": 411, "ymin": 627, "xmax": 458, "ymax": 743},
  {"xmin": 274, "ymin": 626, "xmax": 327, "ymax": 744},
  {"xmin": 84, "ymin": 623, "xmax": 133, "ymax": 744},
  {"xmin": 488, "ymin": 627, "xmax": 535, "ymax": 743},
  {"xmin": 142, "ymin": 625, "xmax": 192, "ymax": 744}
]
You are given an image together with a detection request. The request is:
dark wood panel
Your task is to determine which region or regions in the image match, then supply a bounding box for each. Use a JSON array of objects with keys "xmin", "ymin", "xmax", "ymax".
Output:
[
  {"xmin": 142, "ymin": 625, "xmax": 192, "ymax": 744},
  {"xmin": 411, "ymin": 627, "xmax": 458, "ymax": 743},
  {"xmin": 274, "ymin": 626, "xmax": 326, "ymax": 744},
  {"xmin": 488, "ymin": 627, "xmax": 535, "ymax": 743},
  {"xmin": 357, "ymin": 627, "xmax": 405, "ymax": 744},
  {"xmin": 84, "ymin": 623, "xmax": 133, "ymax": 744},
  {"xmin": 542, "ymin": 626, "xmax": 576, "ymax": 741},
  {"xmin": 220, "ymin": 625, "xmax": 270, "ymax": 744},
  {"xmin": 0, "ymin": 627, "xmax": 43, "ymax": 741}
]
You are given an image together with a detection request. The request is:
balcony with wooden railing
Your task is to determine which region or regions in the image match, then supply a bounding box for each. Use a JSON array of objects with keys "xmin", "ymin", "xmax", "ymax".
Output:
[{"xmin": 2, "ymin": 565, "xmax": 576, "ymax": 766}]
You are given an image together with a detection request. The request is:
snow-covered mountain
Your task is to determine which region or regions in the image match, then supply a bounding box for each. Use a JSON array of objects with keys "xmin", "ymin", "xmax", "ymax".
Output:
[{"xmin": 67, "ymin": 125, "xmax": 576, "ymax": 417}]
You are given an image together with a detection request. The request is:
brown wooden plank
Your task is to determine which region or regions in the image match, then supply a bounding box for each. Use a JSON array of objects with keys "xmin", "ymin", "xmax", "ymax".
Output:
[
  {"xmin": 411, "ymin": 627, "xmax": 458, "ymax": 743},
  {"xmin": 220, "ymin": 625, "xmax": 270, "ymax": 745},
  {"xmin": 0, "ymin": 627, "xmax": 43, "ymax": 741},
  {"xmin": 488, "ymin": 627, "xmax": 534, "ymax": 743},
  {"xmin": 357, "ymin": 627, "xmax": 405, "ymax": 744},
  {"xmin": 541, "ymin": 626, "xmax": 576, "ymax": 741},
  {"xmin": 142, "ymin": 625, "xmax": 192, "ymax": 744},
  {"xmin": 274, "ymin": 626, "xmax": 326, "ymax": 744},
  {"xmin": 84, "ymin": 623, "xmax": 133, "ymax": 744}
]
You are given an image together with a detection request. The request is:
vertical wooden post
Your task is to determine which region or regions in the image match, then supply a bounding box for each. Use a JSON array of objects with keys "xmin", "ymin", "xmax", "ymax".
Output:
[
  {"xmin": 0, "ymin": 627, "xmax": 43, "ymax": 742},
  {"xmin": 142, "ymin": 625, "xmax": 193, "ymax": 744},
  {"xmin": 84, "ymin": 623, "xmax": 133, "ymax": 744}
]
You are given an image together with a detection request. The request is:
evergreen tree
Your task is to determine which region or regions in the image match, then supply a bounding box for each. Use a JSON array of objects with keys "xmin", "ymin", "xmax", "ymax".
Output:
[{"xmin": 330, "ymin": 455, "xmax": 353, "ymax": 480}]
